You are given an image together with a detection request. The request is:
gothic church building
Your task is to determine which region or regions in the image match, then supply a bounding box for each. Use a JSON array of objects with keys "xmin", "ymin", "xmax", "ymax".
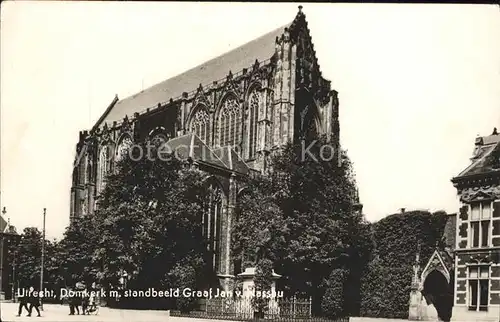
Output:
[{"xmin": 70, "ymin": 7, "xmax": 338, "ymax": 289}]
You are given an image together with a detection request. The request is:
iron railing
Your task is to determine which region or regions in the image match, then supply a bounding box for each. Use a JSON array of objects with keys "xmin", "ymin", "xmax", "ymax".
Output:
[{"xmin": 170, "ymin": 296, "xmax": 349, "ymax": 322}]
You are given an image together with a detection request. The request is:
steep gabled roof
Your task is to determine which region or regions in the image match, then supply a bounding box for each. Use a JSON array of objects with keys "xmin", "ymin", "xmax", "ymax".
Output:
[
  {"xmin": 421, "ymin": 248, "xmax": 452, "ymax": 283},
  {"xmin": 92, "ymin": 6, "xmax": 328, "ymax": 133},
  {"xmin": 212, "ymin": 146, "xmax": 250, "ymax": 175},
  {"xmin": 164, "ymin": 133, "xmax": 251, "ymax": 174},
  {"xmin": 165, "ymin": 133, "xmax": 226, "ymax": 169},
  {"xmin": 97, "ymin": 22, "xmax": 291, "ymax": 127},
  {"xmin": 0, "ymin": 215, "xmax": 7, "ymax": 233},
  {"xmin": 454, "ymin": 130, "xmax": 500, "ymax": 180}
]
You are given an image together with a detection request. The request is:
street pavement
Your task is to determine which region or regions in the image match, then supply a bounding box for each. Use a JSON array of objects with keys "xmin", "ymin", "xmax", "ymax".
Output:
[{"xmin": 0, "ymin": 302, "xmax": 235, "ymax": 322}]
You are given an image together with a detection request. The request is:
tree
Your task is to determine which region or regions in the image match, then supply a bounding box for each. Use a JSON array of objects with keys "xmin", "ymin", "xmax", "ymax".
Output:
[
  {"xmin": 9, "ymin": 227, "xmax": 61, "ymax": 301},
  {"xmin": 321, "ymin": 268, "xmax": 349, "ymax": 318},
  {"xmin": 269, "ymin": 136, "xmax": 370, "ymax": 314},
  {"xmin": 232, "ymin": 135, "xmax": 371, "ymax": 316},
  {"xmin": 55, "ymin": 217, "xmax": 99, "ymax": 287},
  {"xmin": 232, "ymin": 174, "xmax": 288, "ymax": 270},
  {"xmin": 88, "ymin": 141, "xmax": 210, "ymax": 309},
  {"xmin": 15, "ymin": 227, "xmax": 42, "ymax": 288}
]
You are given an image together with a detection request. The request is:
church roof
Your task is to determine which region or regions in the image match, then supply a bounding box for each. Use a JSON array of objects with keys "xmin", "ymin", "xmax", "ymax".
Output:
[
  {"xmin": 164, "ymin": 133, "xmax": 250, "ymax": 174},
  {"xmin": 98, "ymin": 22, "xmax": 291, "ymax": 126},
  {"xmin": 165, "ymin": 133, "xmax": 226, "ymax": 169},
  {"xmin": 0, "ymin": 215, "xmax": 7, "ymax": 232},
  {"xmin": 213, "ymin": 146, "xmax": 250, "ymax": 175},
  {"xmin": 454, "ymin": 130, "xmax": 500, "ymax": 180}
]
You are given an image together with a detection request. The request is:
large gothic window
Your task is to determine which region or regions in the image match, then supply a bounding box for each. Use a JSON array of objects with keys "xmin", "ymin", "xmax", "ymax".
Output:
[
  {"xmin": 116, "ymin": 135, "xmax": 133, "ymax": 162},
  {"xmin": 202, "ymin": 183, "xmax": 223, "ymax": 272},
  {"xmin": 190, "ymin": 107, "xmax": 210, "ymax": 144},
  {"xmin": 84, "ymin": 155, "xmax": 91, "ymax": 184},
  {"xmin": 219, "ymin": 97, "xmax": 242, "ymax": 148},
  {"xmin": 78, "ymin": 153, "xmax": 86, "ymax": 185},
  {"xmin": 81, "ymin": 195, "xmax": 87, "ymax": 217},
  {"xmin": 97, "ymin": 145, "xmax": 111, "ymax": 194},
  {"xmin": 247, "ymin": 91, "xmax": 260, "ymax": 159}
]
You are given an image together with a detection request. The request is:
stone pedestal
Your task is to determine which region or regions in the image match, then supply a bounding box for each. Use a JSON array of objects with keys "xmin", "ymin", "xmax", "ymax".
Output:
[
  {"xmin": 237, "ymin": 267, "xmax": 281, "ymax": 298},
  {"xmin": 409, "ymin": 288, "xmax": 423, "ymax": 320}
]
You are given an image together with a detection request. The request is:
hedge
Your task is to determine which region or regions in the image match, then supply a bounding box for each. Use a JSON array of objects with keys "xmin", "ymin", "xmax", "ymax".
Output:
[
  {"xmin": 359, "ymin": 210, "xmax": 448, "ymax": 318},
  {"xmin": 321, "ymin": 268, "xmax": 349, "ymax": 318}
]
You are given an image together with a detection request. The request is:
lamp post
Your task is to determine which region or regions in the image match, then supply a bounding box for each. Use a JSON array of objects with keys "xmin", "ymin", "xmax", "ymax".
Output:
[{"xmin": 39, "ymin": 208, "xmax": 46, "ymax": 310}]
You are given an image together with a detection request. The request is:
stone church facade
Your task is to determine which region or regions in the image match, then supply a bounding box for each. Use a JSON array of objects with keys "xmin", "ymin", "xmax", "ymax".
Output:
[
  {"xmin": 70, "ymin": 7, "xmax": 339, "ymax": 289},
  {"xmin": 410, "ymin": 128, "xmax": 500, "ymax": 321}
]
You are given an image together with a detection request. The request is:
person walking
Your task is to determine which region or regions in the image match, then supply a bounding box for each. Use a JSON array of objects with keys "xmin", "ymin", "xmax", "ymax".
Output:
[
  {"xmin": 15, "ymin": 287, "xmax": 30, "ymax": 317},
  {"xmin": 27, "ymin": 286, "xmax": 41, "ymax": 317},
  {"xmin": 68, "ymin": 287, "xmax": 80, "ymax": 315}
]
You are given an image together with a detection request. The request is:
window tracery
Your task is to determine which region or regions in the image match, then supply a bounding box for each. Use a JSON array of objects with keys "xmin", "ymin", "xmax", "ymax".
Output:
[
  {"xmin": 247, "ymin": 91, "xmax": 259, "ymax": 159},
  {"xmin": 81, "ymin": 196, "xmax": 87, "ymax": 216},
  {"xmin": 219, "ymin": 97, "xmax": 242, "ymax": 148},
  {"xmin": 97, "ymin": 145, "xmax": 111, "ymax": 194},
  {"xmin": 116, "ymin": 136, "xmax": 133, "ymax": 162},
  {"xmin": 202, "ymin": 183, "xmax": 223, "ymax": 272},
  {"xmin": 191, "ymin": 107, "xmax": 210, "ymax": 144},
  {"xmin": 79, "ymin": 154, "xmax": 87, "ymax": 185},
  {"xmin": 86, "ymin": 157, "xmax": 93, "ymax": 184}
]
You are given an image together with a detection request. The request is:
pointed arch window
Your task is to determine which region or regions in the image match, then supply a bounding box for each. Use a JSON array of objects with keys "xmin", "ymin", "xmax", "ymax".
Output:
[
  {"xmin": 97, "ymin": 145, "xmax": 111, "ymax": 194},
  {"xmin": 116, "ymin": 135, "xmax": 133, "ymax": 163},
  {"xmin": 190, "ymin": 107, "xmax": 210, "ymax": 144},
  {"xmin": 247, "ymin": 90, "xmax": 260, "ymax": 159},
  {"xmin": 85, "ymin": 155, "xmax": 93, "ymax": 184},
  {"xmin": 219, "ymin": 97, "xmax": 242, "ymax": 148},
  {"xmin": 81, "ymin": 195, "xmax": 87, "ymax": 217},
  {"xmin": 202, "ymin": 183, "xmax": 223, "ymax": 272},
  {"xmin": 79, "ymin": 153, "xmax": 87, "ymax": 185}
]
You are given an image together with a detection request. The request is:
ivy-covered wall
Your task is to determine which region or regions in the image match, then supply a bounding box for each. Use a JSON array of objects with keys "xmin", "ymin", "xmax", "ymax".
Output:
[{"xmin": 359, "ymin": 210, "xmax": 449, "ymax": 319}]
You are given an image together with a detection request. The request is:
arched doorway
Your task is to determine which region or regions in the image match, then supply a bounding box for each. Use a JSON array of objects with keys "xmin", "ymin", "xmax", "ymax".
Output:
[{"xmin": 422, "ymin": 270, "xmax": 453, "ymax": 321}]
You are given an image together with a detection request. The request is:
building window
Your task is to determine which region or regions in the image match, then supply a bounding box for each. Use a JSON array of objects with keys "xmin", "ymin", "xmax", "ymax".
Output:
[
  {"xmin": 202, "ymin": 183, "xmax": 222, "ymax": 272},
  {"xmin": 79, "ymin": 154, "xmax": 87, "ymax": 185},
  {"xmin": 191, "ymin": 107, "xmax": 210, "ymax": 144},
  {"xmin": 81, "ymin": 196, "xmax": 87, "ymax": 217},
  {"xmin": 468, "ymin": 265, "xmax": 489, "ymax": 311},
  {"xmin": 97, "ymin": 145, "xmax": 111, "ymax": 194},
  {"xmin": 116, "ymin": 135, "xmax": 133, "ymax": 163},
  {"xmin": 86, "ymin": 157, "xmax": 93, "ymax": 184},
  {"xmin": 219, "ymin": 97, "xmax": 242, "ymax": 148},
  {"xmin": 247, "ymin": 91, "xmax": 259, "ymax": 159},
  {"xmin": 470, "ymin": 202, "xmax": 492, "ymax": 248}
]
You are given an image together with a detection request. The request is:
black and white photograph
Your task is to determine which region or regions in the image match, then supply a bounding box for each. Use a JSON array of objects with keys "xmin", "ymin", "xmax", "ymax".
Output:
[{"xmin": 1, "ymin": 2, "xmax": 500, "ymax": 322}]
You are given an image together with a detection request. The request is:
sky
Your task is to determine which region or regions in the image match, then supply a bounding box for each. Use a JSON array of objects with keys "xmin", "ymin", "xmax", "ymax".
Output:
[{"xmin": 1, "ymin": 2, "xmax": 500, "ymax": 240}]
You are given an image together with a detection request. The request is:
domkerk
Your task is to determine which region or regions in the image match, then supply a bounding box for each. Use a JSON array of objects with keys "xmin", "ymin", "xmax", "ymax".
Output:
[{"xmin": 70, "ymin": 7, "xmax": 338, "ymax": 291}]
